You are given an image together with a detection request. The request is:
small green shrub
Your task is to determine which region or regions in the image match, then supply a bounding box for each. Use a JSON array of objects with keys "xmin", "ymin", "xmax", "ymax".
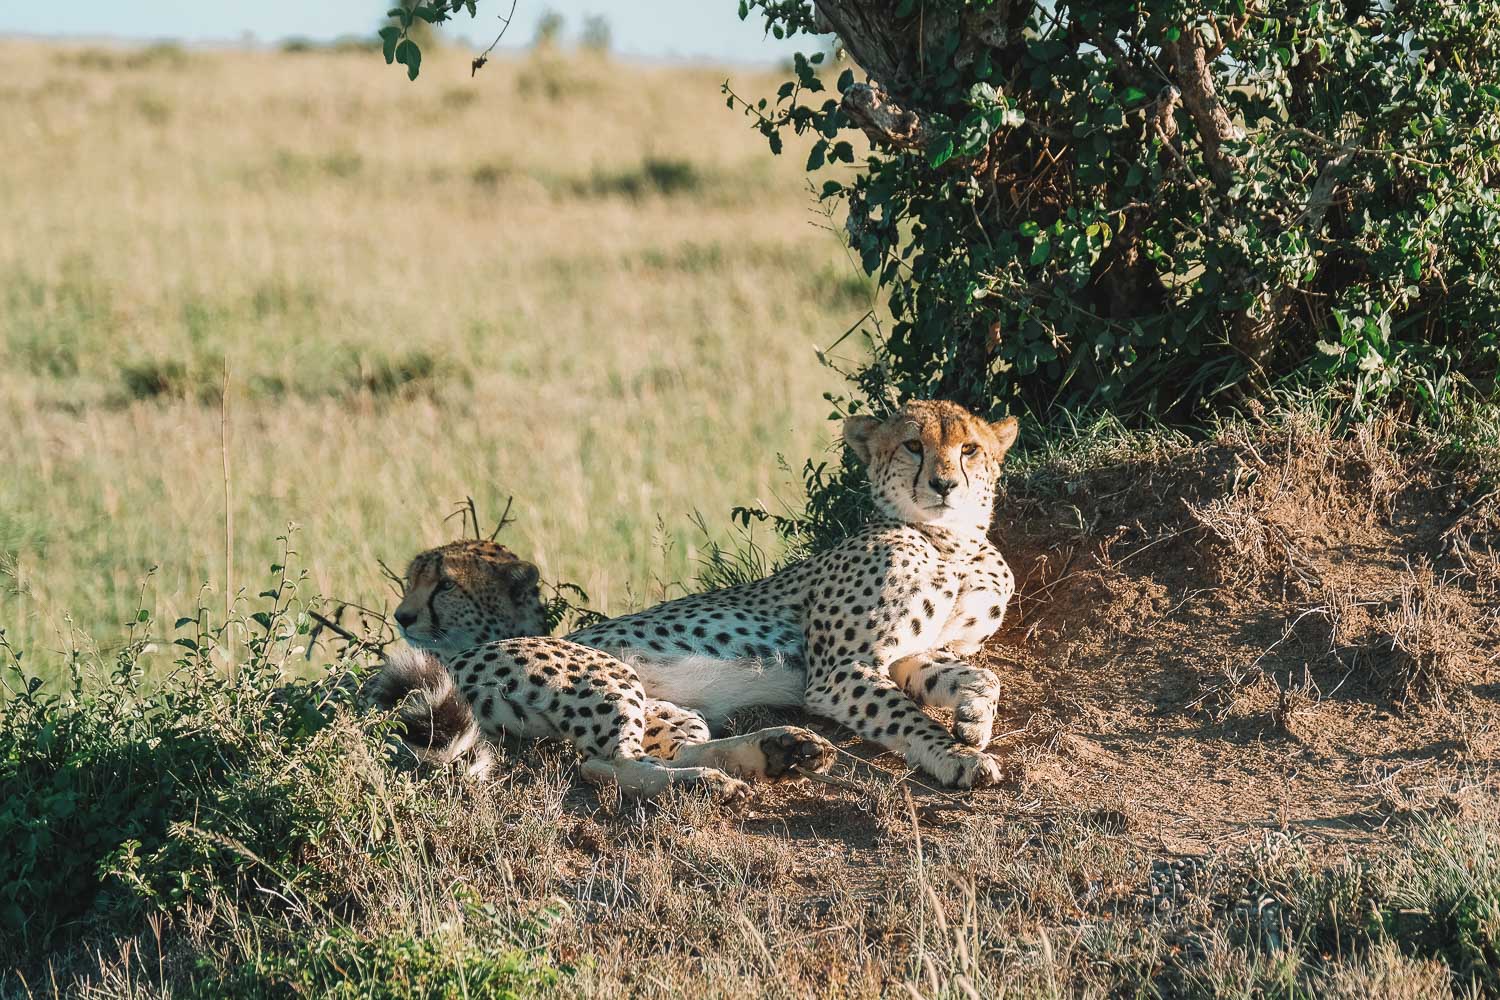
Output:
[
  {"xmin": 191, "ymin": 924, "xmax": 561, "ymax": 1000},
  {"xmin": 0, "ymin": 553, "xmax": 353, "ymax": 957},
  {"xmin": 581, "ymin": 156, "xmax": 705, "ymax": 199},
  {"xmin": 337, "ymin": 347, "xmax": 442, "ymax": 398},
  {"xmin": 118, "ymin": 357, "xmax": 195, "ymax": 401}
]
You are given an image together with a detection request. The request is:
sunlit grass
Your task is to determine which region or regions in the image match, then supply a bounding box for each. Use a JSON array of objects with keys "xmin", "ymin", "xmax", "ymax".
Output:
[{"xmin": 0, "ymin": 40, "xmax": 871, "ymax": 672}]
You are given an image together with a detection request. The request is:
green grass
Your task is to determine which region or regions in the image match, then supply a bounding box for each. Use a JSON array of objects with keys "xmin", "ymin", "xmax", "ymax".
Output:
[{"xmin": 0, "ymin": 41, "xmax": 870, "ymax": 675}]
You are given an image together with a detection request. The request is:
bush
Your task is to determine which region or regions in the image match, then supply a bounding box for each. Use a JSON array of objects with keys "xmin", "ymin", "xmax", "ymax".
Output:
[
  {"xmin": 734, "ymin": 0, "xmax": 1500, "ymax": 425},
  {"xmin": 0, "ymin": 545, "xmax": 574, "ymax": 994},
  {"xmin": 0, "ymin": 553, "xmax": 356, "ymax": 957}
]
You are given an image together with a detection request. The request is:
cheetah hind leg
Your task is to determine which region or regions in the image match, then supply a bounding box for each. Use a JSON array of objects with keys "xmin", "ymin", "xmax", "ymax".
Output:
[
  {"xmin": 641, "ymin": 698, "xmax": 835, "ymax": 783},
  {"xmin": 577, "ymin": 700, "xmax": 747, "ymax": 802},
  {"xmin": 641, "ymin": 699, "xmax": 711, "ymax": 760},
  {"xmin": 571, "ymin": 682, "xmax": 747, "ymax": 803},
  {"xmin": 578, "ymin": 754, "xmax": 750, "ymax": 803}
]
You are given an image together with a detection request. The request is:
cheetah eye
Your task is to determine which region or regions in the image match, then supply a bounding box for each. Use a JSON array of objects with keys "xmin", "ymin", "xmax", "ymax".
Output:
[
  {"xmin": 961, "ymin": 442, "xmax": 979, "ymax": 457},
  {"xmin": 434, "ymin": 579, "xmax": 455, "ymax": 593},
  {"xmin": 902, "ymin": 440, "xmax": 922, "ymax": 456}
]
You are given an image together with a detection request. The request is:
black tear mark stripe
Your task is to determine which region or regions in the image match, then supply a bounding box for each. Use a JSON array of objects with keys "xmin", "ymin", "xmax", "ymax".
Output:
[{"xmin": 427, "ymin": 552, "xmax": 444, "ymax": 633}]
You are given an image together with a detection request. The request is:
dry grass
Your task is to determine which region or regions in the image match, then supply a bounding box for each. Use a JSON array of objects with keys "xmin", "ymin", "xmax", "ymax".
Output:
[{"xmin": 0, "ymin": 40, "xmax": 869, "ymax": 674}]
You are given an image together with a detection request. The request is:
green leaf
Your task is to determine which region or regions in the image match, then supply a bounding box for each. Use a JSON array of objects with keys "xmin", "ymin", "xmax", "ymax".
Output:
[
  {"xmin": 928, "ymin": 136, "xmax": 956, "ymax": 168},
  {"xmin": 1165, "ymin": 26, "xmax": 1181, "ymax": 42},
  {"xmin": 1029, "ymin": 235, "xmax": 1051, "ymax": 265},
  {"xmin": 821, "ymin": 180, "xmax": 843, "ymax": 198},
  {"xmin": 837, "ymin": 69, "xmax": 854, "ymax": 93},
  {"xmin": 1019, "ymin": 220, "xmax": 1040, "ymax": 238},
  {"xmin": 1121, "ymin": 86, "xmax": 1146, "ymax": 104},
  {"xmin": 807, "ymin": 140, "xmax": 827, "ymax": 172},
  {"xmin": 379, "ymin": 26, "xmax": 399, "ymax": 64},
  {"xmin": 174, "ymin": 616, "xmax": 196, "ymax": 629},
  {"xmin": 396, "ymin": 38, "xmax": 422, "ymax": 80},
  {"xmin": 136, "ymin": 609, "xmax": 150, "ymax": 623},
  {"xmin": 413, "ymin": 6, "xmax": 443, "ymax": 23}
]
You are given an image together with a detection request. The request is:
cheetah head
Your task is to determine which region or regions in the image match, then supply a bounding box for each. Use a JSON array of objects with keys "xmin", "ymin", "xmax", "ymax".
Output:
[
  {"xmin": 843, "ymin": 400, "xmax": 1019, "ymax": 533},
  {"xmin": 393, "ymin": 539, "xmax": 547, "ymax": 652}
]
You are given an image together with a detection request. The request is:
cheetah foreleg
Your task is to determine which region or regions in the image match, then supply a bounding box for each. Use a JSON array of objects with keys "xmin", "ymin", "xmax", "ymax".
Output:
[
  {"xmin": 664, "ymin": 726, "xmax": 836, "ymax": 782},
  {"xmin": 804, "ymin": 660, "xmax": 1001, "ymax": 789},
  {"xmin": 888, "ymin": 652, "xmax": 1001, "ymax": 749}
]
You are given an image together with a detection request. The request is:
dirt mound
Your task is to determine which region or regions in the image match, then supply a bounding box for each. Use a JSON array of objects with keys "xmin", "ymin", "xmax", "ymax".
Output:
[{"xmin": 975, "ymin": 412, "xmax": 1500, "ymax": 856}]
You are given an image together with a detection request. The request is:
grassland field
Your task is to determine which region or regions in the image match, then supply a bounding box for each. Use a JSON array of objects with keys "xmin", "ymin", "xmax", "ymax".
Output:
[
  {"xmin": 0, "ymin": 38, "xmax": 865, "ymax": 674},
  {"xmin": 5, "ymin": 35, "xmax": 1500, "ymax": 1000}
]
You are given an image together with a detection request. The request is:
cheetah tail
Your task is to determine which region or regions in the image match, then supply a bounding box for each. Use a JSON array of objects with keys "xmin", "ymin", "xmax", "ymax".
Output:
[{"xmin": 362, "ymin": 647, "xmax": 494, "ymax": 778}]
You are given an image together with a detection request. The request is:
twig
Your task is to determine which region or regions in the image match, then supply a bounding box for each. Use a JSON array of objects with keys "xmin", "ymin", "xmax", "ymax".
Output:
[
  {"xmin": 471, "ymin": 0, "xmax": 519, "ymax": 76},
  {"xmin": 446, "ymin": 496, "xmax": 482, "ymax": 539},
  {"xmin": 489, "ymin": 496, "xmax": 515, "ymax": 540},
  {"xmin": 221, "ymin": 359, "xmax": 235, "ymax": 681},
  {"xmin": 308, "ymin": 610, "xmax": 389, "ymax": 655},
  {"xmin": 376, "ymin": 558, "xmax": 406, "ymax": 595},
  {"xmin": 792, "ymin": 766, "xmax": 870, "ymax": 794}
]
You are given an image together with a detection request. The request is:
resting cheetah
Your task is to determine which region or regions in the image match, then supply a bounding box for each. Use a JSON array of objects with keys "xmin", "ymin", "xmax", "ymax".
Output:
[
  {"xmin": 379, "ymin": 399, "xmax": 1017, "ymax": 790},
  {"xmin": 370, "ymin": 540, "xmax": 835, "ymax": 800}
]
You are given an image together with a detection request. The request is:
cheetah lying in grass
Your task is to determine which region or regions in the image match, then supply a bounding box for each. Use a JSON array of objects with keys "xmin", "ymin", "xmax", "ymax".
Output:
[{"xmin": 369, "ymin": 399, "xmax": 1018, "ymax": 795}]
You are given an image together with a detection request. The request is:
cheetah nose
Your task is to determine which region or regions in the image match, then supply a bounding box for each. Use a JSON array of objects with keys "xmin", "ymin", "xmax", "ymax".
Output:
[
  {"xmin": 394, "ymin": 608, "xmax": 418, "ymax": 628},
  {"xmin": 929, "ymin": 476, "xmax": 957, "ymax": 497}
]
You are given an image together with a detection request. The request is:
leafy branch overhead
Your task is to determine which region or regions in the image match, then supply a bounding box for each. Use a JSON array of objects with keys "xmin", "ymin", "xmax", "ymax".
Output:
[
  {"xmin": 379, "ymin": 1, "xmax": 483, "ymax": 80},
  {"xmin": 386, "ymin": 1, "xmax": 1500, "ymax": 431},
  {"xmin": 741, "ymin": 0, "xmax": 1500, "ymax": 423}
]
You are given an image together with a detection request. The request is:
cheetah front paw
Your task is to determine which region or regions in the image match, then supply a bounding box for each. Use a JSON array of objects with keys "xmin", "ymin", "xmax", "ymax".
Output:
[
  {"xmin": 696, "ymin": 768, "xmax": 752, "ymax": 803},
  {"xmin": 755, "ymin": 726, "xmax": 837, "ymax": 782},
  {"xmin": 951, "ymin": 697, "xmax": 997, "ymax": 749},
  {"xmin": 911, "ymin": 743, "xmax": 1003, "ymax": 790}
]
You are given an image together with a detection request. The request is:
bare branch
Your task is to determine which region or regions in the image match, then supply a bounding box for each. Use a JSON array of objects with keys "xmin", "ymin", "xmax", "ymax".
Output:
[
  {"xmin": 842, "ymin": 82, "xmax": 929, "ymax": 151},
  {"xmin": 1165, "ymin": 34, "xmax": 1244, "ymax": 188}
]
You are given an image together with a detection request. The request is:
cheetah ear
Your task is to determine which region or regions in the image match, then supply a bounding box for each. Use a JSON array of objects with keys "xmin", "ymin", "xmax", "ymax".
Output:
[
  {"xmin": 502, "ymin": 561, "xmax": 540, "ymax": 596},
  {"xmin": 989, "ymin": 416, "xmax": 1019, "ymax": 459},
  {"xmin": 843, "ymin": 415, "xmax": 883, "ymax": 465}
]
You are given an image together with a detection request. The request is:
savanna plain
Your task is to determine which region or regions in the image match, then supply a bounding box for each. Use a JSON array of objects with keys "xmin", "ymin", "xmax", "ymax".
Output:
[{"xmin": 3, "ymin": 36, "xmax": 1500, "ymax": 1000}]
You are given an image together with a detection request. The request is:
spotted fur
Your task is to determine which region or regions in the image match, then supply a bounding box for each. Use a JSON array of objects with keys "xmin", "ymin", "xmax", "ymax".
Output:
[
  {"xmin": 373, "ymin": 544, "xmax": 835, "ymax": 799},
  {"xmin": 561, "ymin": 399, "xmax": 1020, "ymax": 788},
  {"xmin": 392, "ymin": 539, "xmax": 546, "ymax": 650},
  {"xmin": 374, "ymin": 399, "xmax": 1016, "ymax": 791}
]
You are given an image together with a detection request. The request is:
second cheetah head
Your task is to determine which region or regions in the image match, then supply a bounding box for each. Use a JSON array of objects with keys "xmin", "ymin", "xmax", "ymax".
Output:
[
  {"xmin": 843, "ymin": 400, "xmax": 1019, "ymax": 533},
  {"xmin": 393, "ymin": 539, "xmax": 547, "ymax": 652}
]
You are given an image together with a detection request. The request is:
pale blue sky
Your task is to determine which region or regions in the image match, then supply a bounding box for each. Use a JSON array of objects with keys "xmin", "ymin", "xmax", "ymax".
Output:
[{"xmin": 0, "ymin": 1, "xmax": 804, "ymax": 65}]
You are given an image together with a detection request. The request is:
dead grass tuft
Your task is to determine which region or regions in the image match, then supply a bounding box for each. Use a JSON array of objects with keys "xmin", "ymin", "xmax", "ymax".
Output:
[{"xmin": 1373, "ymin": 564, "xmax": 1480, "ymax": 707}]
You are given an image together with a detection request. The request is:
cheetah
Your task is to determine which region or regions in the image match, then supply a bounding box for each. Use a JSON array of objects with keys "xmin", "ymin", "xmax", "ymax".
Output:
[
  {"xmin": 560, "ymin": 399, "xmax": 1018, "ymax": 788},
  {"xmin": 376, "ymin": 399, "xmax": 1017, "ymax": 790},
  {"xmin": 368, "ymin": 540, "xmax": 836, "ymax": 800}
]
